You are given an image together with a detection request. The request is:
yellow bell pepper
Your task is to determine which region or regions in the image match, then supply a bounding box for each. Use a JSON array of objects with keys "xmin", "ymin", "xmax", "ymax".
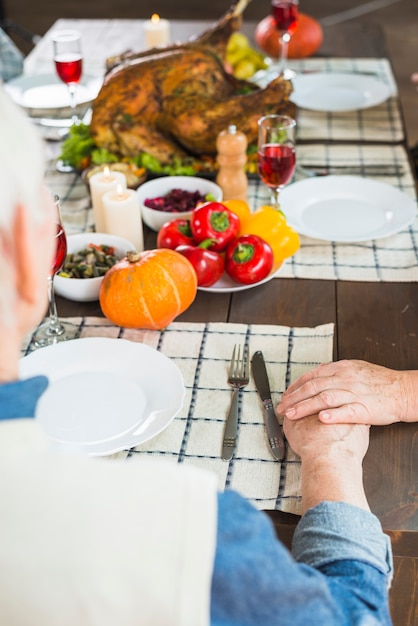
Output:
[
  {"xmin": 240, "ymin": 205, "xmax": 300, "ymax": 269},
  {"xmin": 222, "ymin": 199, "xmax": 252, "ymax": 226}
]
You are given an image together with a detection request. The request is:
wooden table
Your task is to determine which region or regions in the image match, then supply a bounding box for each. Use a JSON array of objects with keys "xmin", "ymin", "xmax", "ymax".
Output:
[{"xmin": 27, "ymin": 18, "xmax": 418, "ymax": 625}]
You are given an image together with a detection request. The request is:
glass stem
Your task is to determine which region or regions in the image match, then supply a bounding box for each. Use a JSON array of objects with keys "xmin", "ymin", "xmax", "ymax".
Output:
[
  {"xmin": 270, "ymin": 188, "xmax": 281, "ymax": 210},
  {"xmin": 46, "ymin": 275, "xmax": 65, "ymax": 337},
  {"xmin": 68, "ymin": 84, "xmax": 79, "ymax": 125},
  {"xmin": 279, "ymin": 33, "xmax": 291, "ymax": 76}
]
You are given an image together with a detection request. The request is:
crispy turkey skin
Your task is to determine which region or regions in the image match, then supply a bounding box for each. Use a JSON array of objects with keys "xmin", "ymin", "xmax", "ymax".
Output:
[{"xmin": 89, "ymin": 0, "xmax": 295, "ymax": 164}]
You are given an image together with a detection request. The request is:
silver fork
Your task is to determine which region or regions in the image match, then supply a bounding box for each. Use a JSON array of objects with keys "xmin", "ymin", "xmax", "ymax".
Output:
[{"xmin": 221, "ymin": 344, "xmax": 249, "ymax": 461}]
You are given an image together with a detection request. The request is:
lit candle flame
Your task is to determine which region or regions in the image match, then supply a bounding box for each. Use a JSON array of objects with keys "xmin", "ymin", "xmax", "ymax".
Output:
[
  {"xmin": 103, "ymin": 165, "xmax": 115, "ymax": 183},
  {"xmin": 116, "ymin": 183, "xmax": 125, "ymax": 198},
  {"xmin": 151, "ymin": 14, "xmax": 160, "ymax": 24}
]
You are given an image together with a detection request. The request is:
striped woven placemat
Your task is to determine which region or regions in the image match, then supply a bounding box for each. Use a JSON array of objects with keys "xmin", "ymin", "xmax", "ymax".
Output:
[
  {"xmin": 255, "ymin": 57, "xmax": 402, "ymax": 143},
  {"xmin": 21, "ymin": 318, "xmax": 334, "ymax": 514},
  {"xmin": 251, "ymin": 143, "xmax": 418, "ymax": 282},
  {"xmin": 46, "ymin": 145, "xmax": 418, "ymax": 283}
]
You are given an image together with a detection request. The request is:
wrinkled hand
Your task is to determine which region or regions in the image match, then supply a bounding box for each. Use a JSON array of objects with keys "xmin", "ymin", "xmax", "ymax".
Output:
[
  {"xmin": 277, "ymin": 360, "xmax": 415, "ymax": 426},
  {"xmin": 284, "ymin": 413, "xmax": 371, "ymax": 512},
  {"xmin": 284, "ymin": 413, "xmax": 370, "ymax": 464}
]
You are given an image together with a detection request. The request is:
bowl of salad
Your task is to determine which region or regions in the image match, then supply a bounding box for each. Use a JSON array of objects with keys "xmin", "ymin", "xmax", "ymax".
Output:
[
  {"xmin": 137, "ymin": 176, "xmax": 223, "ymax": 231},
  {"xmin": 54, "ymin": 233, "xmax": 135, "ymax": 302}
]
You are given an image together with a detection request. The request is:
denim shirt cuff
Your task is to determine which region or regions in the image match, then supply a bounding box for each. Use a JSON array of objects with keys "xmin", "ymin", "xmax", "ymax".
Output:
[
  {"xmin": 0, "ymin": 376, "xmax": 49, "ymax": 420},
  {"xmin": 292, "ymin": 501, "xmax": 393, "ymax": 584}
]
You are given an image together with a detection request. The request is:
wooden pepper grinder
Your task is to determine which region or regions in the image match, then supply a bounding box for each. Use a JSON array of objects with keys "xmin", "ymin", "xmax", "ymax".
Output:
[{"xmin": 216, "ymin": 124, "xmax": 248, "ymax": 202}]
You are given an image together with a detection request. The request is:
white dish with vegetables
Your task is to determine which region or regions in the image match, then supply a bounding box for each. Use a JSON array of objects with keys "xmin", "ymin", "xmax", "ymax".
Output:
[
  {"xmin": 137, "ymin": 176, "xmax": 222, "ymax": 231},
  {"xmin": 198, "ymin": 264, "xmax": 284, "ymax": 293},
  {"xmin": 54, "ymin": 233, "xmax": 135, "ymax": 302}
]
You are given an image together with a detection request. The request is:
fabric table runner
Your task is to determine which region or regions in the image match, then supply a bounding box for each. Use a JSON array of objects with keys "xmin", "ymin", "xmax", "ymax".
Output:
[
  {"xmin": 35, "ymin": 52, "xmax": 417, "ymax": 283},
  {"xmin": 48, "ymin": 144, "xmax": 418, "ymax": 283},
  {"xmin": 22, "ymin": 318, "xmax": 334, "ymax": 515}
]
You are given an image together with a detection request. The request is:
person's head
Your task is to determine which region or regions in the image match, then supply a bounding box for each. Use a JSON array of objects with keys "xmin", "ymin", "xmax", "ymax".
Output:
[{"xmin": 0, "ymin": 85, "xmax": 56, "ymax": 336}]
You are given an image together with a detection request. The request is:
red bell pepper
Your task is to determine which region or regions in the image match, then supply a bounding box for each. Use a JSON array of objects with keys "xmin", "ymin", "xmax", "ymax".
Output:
[
  {"xmin": 225, "ymin": 234, "xmax": 274, "ymax": 284},
  {"xmin": 157, "ymin": 219, "xmax": 195, "ymax": 250},
  {"xmin": 190, "ymin": 202, "xmax": 240, "ymax": 252},
  {"xmin": 176, "ymin": 240, "xmax": 225, "ymax": 287}
]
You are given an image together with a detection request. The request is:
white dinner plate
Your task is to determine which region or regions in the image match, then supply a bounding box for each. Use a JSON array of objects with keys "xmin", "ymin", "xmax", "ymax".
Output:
[
  {"xmin": 280, "ymin": 176, "xmax": 416, "ymax": 243},
  {"xmin": 198, "ymin": 265, "xmax": 284, "ymax": 293},
  {"xmin": 5, "ymin": 73, "xmax": 102, "ymax": 111},
  {"xmin": 290, "ymin": 72, "xmax": 392, "ymax": 112},
  {"xmin": 19, "ymin": 337, "xmax": 185, "ymax": 455}
]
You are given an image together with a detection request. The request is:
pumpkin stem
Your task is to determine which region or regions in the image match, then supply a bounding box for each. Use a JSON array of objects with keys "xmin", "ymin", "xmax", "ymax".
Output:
[{"xmin": 126, "ymin": 250, "xmax": 141, "ymax": 263}]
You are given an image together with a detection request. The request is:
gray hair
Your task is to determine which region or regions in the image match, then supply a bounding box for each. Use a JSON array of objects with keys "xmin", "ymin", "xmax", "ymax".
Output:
[
  {"xmin": 0, "ymin": 85, "xmax": 47, "ymax": 325},
  {"xmin": 0, "ymin": 84, "xmax": 46, "ymax": 228}
]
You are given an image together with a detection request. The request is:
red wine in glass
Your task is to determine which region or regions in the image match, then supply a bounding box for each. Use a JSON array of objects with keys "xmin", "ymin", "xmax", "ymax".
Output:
[
  {"xmin": 52, "ymin": 30, "xmax": 83, "ymax": 126},
  {"xmin": 258, "ymin": 144, "xmax": 296, "ymax": 189},
  {"xmin": 272, "ymin": 1, "xmax": 298, "ymax": 34},
  {"xmin": 32, "ymin": 194, "xmax": 77, "ymax": 349},
  {"xmin": 257, "ymin": 114, "xmax": 296, "ymax": 209},
  {"xmin": 51, "ymin": 224, "xmax": 67, "ymax": 276},
  {"xmin": 270, "ymin": 0, "xmax": 298, "ymax": 79},
  {"xmin": 54, "ymin": 54, "xmax": 82, "ymax": 85}
]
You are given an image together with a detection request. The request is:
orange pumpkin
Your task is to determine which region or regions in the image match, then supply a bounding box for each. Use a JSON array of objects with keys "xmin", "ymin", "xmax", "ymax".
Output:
[
  {"xmin": 99, "ymin": 249, "xmax": 197, "ymax": 330},
  {"xmin": 255, "ymin": 13, "xmax": 323, "ymax": 60}
]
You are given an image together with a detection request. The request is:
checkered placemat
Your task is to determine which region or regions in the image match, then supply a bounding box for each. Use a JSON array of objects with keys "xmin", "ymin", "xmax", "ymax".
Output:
[
  {"xmin": 271, "ymin": 143, "xmax": 418, "ymax": 281},
  {"xmin": 284, "ymin": 58, "xmax": 402, "ymax": 143},
  {"xmin": 32, "ymin": 56, "xmax": 400, "ymax": 142},
  {"xmin": 21, "ymin": 318, "xmax": 334, "ymax": 514},
  {"xmin": 44, "ymin": 143, "xmax": 418, "ymax": 282}
]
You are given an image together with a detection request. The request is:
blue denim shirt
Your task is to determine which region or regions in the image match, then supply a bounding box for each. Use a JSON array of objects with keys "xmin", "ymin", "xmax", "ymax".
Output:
[
  {"xmin": 1, "ymin": 377, "xmax": 393, "ymax": 626},
  {"xmin": 214, "ymin": 493, "xmax": 392, "ymax": 625}
]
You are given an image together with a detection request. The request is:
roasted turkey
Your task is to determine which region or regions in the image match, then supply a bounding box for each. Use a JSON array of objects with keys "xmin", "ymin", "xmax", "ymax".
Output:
[{"xmin": 89, "ymin": 0, "xmax": 295, "ymax": 164}]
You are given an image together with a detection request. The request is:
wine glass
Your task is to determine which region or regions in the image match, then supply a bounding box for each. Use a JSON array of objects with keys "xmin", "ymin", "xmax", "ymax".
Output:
[
  {"xmin": 32, "ymin": 194, "xmax": 78, "ymax": 349},
  {"xmin": 257, "ymin": 114, "xmax": 296, "ymax": 210},
  {"xmin": 270, "ymin": 0, "xmax": 299, "ymax": 80},
  {"xmin": 52, "ymin": 29, "xmax": 83, "ymax": 125}
]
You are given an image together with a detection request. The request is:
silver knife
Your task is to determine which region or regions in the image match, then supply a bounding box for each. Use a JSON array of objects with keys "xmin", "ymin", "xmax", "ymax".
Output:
[{"xmin": 251, "ymin": 351, "xmax": 286, "ymax": 461}]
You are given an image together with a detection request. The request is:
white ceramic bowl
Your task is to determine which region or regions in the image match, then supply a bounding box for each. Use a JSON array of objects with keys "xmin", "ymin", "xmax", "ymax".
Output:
[
  {"xmin": 137, "ymin": 176, "xmax": 223, "ymax": 232},
  {"xmin": 54, "ymin": 232, "xmax": 135, "ymax": 302}
]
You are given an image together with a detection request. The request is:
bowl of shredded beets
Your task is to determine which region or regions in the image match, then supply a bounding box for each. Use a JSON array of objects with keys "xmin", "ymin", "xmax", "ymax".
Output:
[{"xmin": 137, "ymin": 176, "xmax": 223, "ymax": 231}]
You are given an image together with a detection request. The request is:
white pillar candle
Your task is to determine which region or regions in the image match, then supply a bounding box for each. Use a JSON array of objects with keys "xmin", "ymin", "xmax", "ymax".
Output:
[
  {"xmin": 144, "ymin": 14, "xmax": 171, "ymax": 48},
  {"xmin": 89, "ymin": 167, "xmax": 127, "ymax": 233},
  {"xmin": 102, "ymin": 185, "xmax": 144, "ymax": 252}
]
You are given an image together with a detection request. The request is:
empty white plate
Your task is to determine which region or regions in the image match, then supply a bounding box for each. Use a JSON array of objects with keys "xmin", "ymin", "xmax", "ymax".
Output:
[
  {"xmin": 280, "ymin": 176, "xmax": 416, "ymax": 242},
  {"xmin": 290, "ymin": 72, "xmax": 392, "ymax": 112},
  {"xmin": 19, "ymin": 337, "xmax": 185, "ymax": 454},
  {"xmin": 37, "ymin": 371, "xmax": 147, "ymax": 445},
  {"xmin": 5, "ymin": 73, "xmax": 102, "ymax": 111}
]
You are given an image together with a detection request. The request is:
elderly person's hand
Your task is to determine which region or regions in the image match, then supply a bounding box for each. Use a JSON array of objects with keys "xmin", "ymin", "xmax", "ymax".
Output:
[
  {"xmin": 284, "ymin": 413, "xmax": 370, "ymax": 512},
  {"xmin": 277, "ymin": 360, "xmax": 418, "ymax": 426},
  {"xmin": 284, "ymin": 411, "xmax": 370, "ymax": 461}
]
